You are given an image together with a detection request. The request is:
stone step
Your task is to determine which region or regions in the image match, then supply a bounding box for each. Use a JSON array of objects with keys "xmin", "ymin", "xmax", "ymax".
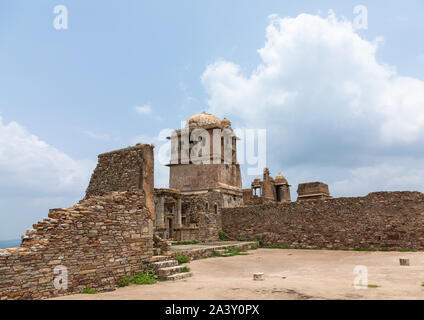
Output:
[
  {"xmin": 166, "ymin": 272, "xmax": 193, "ymax": 281},
  {"xmin": 149, "ymin": 255, "xmax": 169, "ymax": 263},
  {"xmin": 150, "ymin": 260, "xmax": 178, "ymax": 270},
  {"xmin": 157, "ymin": 265, "xmax": 185, "ymax": 278},
  {"xmin": 214, "ymin": 249, "xmax": 227, "ymax": 255}
]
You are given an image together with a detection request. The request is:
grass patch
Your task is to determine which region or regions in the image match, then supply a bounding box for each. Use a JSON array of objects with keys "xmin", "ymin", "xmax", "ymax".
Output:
[
  {"xmin": 242, "ymin": 243, "xmax": 420, "ymax": 253},
  {"xmin": 172, "ymin": 240, "xmax": 198, "ymax": 246},
  {"xmin": 117, "ymin": 270, "xmax": 158, "ymax": 287},
  {"xmin": 238, "ymin": 237, "xmax": 245, "ymax": 241},
  {"xmin": 176, "ymin": 254, "xmax": 190, "ymax": 265},
  {"xmin": 82, "ymin": 288, "xmax": 98, "ymax": 294},
  {"xmin": 181, "ymin": 266, "xmax": 191, "ymax": 273},
  {"xmin": 250, "ymin": 244, "xmax": 258, "ymax": 250},
  {"xmin": 211, "ymin": 247, "xmax": 249, "ymax": 258},
  {"xmin": 354, "ymin": 284, "xmax": 380, "ymax": 289},
  {"xmin": 353, "ymin": 248, "xmax": 377, "ymax": 252},
  {"xmin": 218, "ymin": 231, "xmax": 229, "ymax": 241},
  {"xmin": 279, "ymin": 245, "xmax": 291, "ymax": 249}
]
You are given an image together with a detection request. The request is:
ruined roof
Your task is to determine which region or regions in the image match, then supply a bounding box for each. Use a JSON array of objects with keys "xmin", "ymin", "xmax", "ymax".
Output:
[
  {"xmin": 274, "ymin": 173, "xmax": 288, "ymax": 185},
  {"xmin": 251, "ymin": 178, "xmax": 262, "ymax": 187}
]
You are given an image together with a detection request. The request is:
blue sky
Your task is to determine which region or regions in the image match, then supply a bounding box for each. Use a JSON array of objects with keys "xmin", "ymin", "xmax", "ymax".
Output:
[{"xmin": 1, "ymin": 1, "xmax": 424, "ymax": 240}]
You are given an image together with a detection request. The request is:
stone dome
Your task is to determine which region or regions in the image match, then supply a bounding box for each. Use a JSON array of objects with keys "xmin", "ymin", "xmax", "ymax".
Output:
[
  {"xmin": 187, "ymin": 112, "xmax": 221, "ymax": 128},
  {"xmin": 252, "ymin": 177, "xmax": 262, "ymax": 187},
  {"xmin": 221, "ymin": 118, "xmax": 232, "ymax": 128},
  {"xmin": 275, "ymin": 173, "xmax": 288, "ymax": 185}
]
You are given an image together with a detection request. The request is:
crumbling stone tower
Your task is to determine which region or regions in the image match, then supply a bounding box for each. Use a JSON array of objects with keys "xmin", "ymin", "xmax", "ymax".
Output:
[
  {"xmin": 245, "ymin": 168, "xmax": 291, "ymax": 203},
  {"xmin": 167, "ymin": 112, "xmax": 243, "ymax": 206}
]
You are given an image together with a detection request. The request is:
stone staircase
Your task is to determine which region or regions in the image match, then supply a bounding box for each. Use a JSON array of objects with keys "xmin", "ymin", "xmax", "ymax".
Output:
[{"xmin": 149, "ymin": 256, "xmax": 193, "ymax": 281}]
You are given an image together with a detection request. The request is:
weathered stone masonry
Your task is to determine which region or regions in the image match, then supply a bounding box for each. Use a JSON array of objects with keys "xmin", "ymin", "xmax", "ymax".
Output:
[
  {"xmin": 86, "ymin": 144, "xmax": 154, "ymax": 218},
  {"xmin": 222, "ymin": 192, "xmax": 424, "ymax": 251},
  {"xmin": 0, "ymin": 190, "xmax": 153, "ymax": 300},
  {"xmin": 0, "ymin": 144, "xmax": 155, "ymax": 300}
]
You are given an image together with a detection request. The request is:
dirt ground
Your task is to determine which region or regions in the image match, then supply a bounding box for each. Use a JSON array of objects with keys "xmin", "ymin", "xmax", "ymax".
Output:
[{"xmin": 54, "ymin": 249, "xmax": 424, "ymax": 300}]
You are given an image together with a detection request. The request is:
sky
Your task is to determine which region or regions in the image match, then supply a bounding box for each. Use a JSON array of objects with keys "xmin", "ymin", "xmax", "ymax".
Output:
[{"xmin": 1, "ymin": 0, "xmax": 424, "ymax": 240}]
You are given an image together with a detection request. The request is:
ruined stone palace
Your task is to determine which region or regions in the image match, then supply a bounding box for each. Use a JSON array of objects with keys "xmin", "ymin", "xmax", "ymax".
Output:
[{"xmin": 1, "ymin": 112, "xmax": 424, "ymax": 300}]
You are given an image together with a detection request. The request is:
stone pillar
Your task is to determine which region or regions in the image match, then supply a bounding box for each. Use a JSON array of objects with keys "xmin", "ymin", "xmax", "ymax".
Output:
[
  {"xmin": 175, "ymin": 197, "xmax": 183, "ymax": 228},
  {"xmin": 155, "ymin": 196, "xmax": 165, "ymax": 229},
  {"xmin": 283, "ymin": 185, "xmax": 291, "ymax": 202}
]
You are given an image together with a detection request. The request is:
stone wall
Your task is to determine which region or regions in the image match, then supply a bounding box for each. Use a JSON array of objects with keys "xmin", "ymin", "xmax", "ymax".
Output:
[
  {"xmin": 222, "ymin": 192, "xmax": 424, "ymax": 251},
  {"xmin": 169, "ymin": 163, "xmax": 242, "ymax": 192},
  {"xmin": 85, "ymin": 144, "xmax": 154, "ymax": 218},
  {"xmin": 180, "ymin": 191, "xmax": 224, "ymax": 242},
  {"xmin": 297, "ymin": 181, "xmax": 331, "ymax": 201},
  {"xmin": 0, "ymin": 190, "xmax": 153, "ymax": 300}
]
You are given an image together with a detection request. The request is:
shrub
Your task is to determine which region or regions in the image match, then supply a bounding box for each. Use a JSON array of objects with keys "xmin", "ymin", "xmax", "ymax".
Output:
[
  {"xmin": 218, "ymin": 231, "xmax": 228, "ymax": 241},
  {"xmin": 256, "ymin": 235, "xmax": 263, "ymax": 247},
  {"xmin": 176, "ymin": 254, "xmax": 189, "ymax": 264},
  {"xmin": 250, "ymin": 245, "xmax": 258, "ymax": 250},
  {"xmin": 132, "ymin": 270, "xmax": 158, "ymax": 285},
  {"xmin": 182, "ymin": 266, "xmax": 190, "ymax": 273},
  {"xmin": 82, "ymin": 288, "xmax": 98, "ymax": 294},
  {"xmin": 117, "ymin": 277, "xmax": 131, "ymax": 287},
  {"xmin": 117, "ymin": 270, "xmax": 158, "ymax": 287}
]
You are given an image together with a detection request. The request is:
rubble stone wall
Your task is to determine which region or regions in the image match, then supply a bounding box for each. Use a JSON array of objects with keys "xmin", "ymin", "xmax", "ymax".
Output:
[
  {"xmin": 222, "ymin": 192, "xmax": 424, "ymax": 251},
  {"xmin": 85, "ymin": 144, "xmax": 154, "ymax": 218},
  {"xmin": 181, "ymin": 191, "xmax": 223, "ymax": 242},
  {"xmin": 0, "ymin": 190, "xmax": 153, "ymax": 300}
]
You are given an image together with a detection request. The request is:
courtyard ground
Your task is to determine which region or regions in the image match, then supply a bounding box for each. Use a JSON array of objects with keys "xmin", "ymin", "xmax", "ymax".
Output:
[{"xmin": 54, "ymin": 248, "xmax": 424, "ymax": 300}]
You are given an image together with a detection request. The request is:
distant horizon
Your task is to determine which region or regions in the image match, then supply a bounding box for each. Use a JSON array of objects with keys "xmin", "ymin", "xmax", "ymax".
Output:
[{"xmin": 0, "ymin": 239, "xmax": 21, "ymax": 249}]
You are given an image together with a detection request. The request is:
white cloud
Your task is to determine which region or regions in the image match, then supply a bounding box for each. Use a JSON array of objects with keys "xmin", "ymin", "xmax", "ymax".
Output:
[
  {"xmin": 134, "ymin": 104, "xmax": 152, "ymax": 115},
  {"xmin": 0, "ymin": 115, "xmax": 95, "ymax": 239},
  {"xmin": 201, "ymin": 12, "xmax": 424, "ymax": 195},
  {"xmin": 0, "ymin": 116, "xmax": 94, "ymax": 194}
]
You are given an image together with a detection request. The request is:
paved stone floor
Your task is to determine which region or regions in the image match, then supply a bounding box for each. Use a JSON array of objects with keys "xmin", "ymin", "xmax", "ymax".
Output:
[{"xmin": 54, "ymin": 249, "xmax": 424, "ymax": 300}]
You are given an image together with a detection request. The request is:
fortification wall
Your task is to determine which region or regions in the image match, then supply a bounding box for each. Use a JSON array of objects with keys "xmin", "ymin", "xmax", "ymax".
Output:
[
  {"xmin": 0, "ymin": 190, "xmax": 153, "ymax": 300},
  {"xmin": 222, "ymin": 192, "xmax": 424, "ymax": 251}
]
